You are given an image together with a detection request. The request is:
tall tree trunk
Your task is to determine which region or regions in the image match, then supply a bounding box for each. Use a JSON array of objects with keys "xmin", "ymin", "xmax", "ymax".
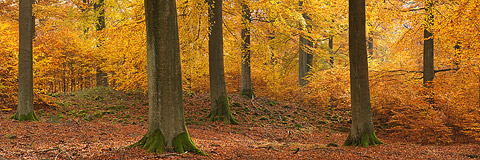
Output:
[
  {"xmin": 12, "ymin": 0, "xmax": 38, "ymax": 121},
  {"xmin": 207, "ymin": 0, "xmax": 238, "ymax": 124},
  {"xmin": 240, "ymin": 1, "xmax": 254, "ymax": 98},
  {"xmin": 298, "ymin": 1, "xmax": 313, "ymax": 87},
  {"xmin": 298, "ymin": 34, "xmax": 313, "ymax": 86},
  {"xmin": 130, "ymin": 0, "xmax": 205, "ymax": 155},
  {"xmin": 328, "ymin": 36, "xmax": 334, "ymax": 67},
  {"xmin": 423, "ymin": 0, "xmax": 434, "ymax": 86},
  {"xmin": 343, "ymin": 0, "xmax": 382, "ymax": 147},
  {"xmin": 95, "ymin": 0, "xmax": 108, "ymax": 87}
]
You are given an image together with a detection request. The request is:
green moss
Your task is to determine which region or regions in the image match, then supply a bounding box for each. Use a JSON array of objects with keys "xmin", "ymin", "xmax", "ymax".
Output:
[
  {"xmin": 9, "ymin": 112, "xmax": 39, "ymax": 121},
  {"xmin": 326, "ymin": 142, "xmax": 339, "ymax": 147},
  {"xmin": 129, "ymin": 129, "xmax": 165, "ymax": 153},
  {"xmin": 129, "ymin": 130, "xmax": 207, "ymax": 156},
  {"xmin": 343, "ymin": 132, "xmax": 383, "ymax": 147},
  {"xmin": 172, "ymin": 132, "xmax": 207, "ymax": 156}
]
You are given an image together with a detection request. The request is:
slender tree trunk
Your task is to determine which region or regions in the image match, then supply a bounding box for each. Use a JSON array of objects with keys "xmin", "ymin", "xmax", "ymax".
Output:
[
  {"xmin": 240, "ymin": 1, "xmax": 254, "ymax": 98},
  {"xmin": 207, "ymin": 0, "xmax": 238, "ymax": 124},
  {"xmin": 328, "ymin": 36, "xmax": 334, "ymax": 67},
  {"xmin": 368, "ymin": 36, "xmax": 373, "ymax": 56},
  {"xmin": 95, "ymin": 0, "xmax": 108, "ymax": 87},
  {"xmin": 298, "ymin": 34, "xmax": 313, "ymax": 86},
  {"xmin": 298, "ymin": 2, "xmax": 313, "ymax": 87},
  {"xmin": 423, "ymin": 0, "xmax": 434, "ymax": 86},
  {"xmin": 12, "ymin": 0, "xmax": 38, "ymax": 121},
  {"xmin": 130, "ymin": 0, "xmax": 205, "ymax": 155},
  {"xmin": 343, "ymin": 0, "xmax": 382, "ymax": 147}
]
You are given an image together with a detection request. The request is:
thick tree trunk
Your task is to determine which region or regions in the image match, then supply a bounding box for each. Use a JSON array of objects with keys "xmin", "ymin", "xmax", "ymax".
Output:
[
  {"xmin": 208, "ymin": 0, "xmax": 238, "ymax": 124},
  {"xmin": 130, "ymin": 0, "xmax": 205, "ymax": 155},
  {"xmin": 95, "ymin": 0, "xmax": 108, "ymax": 87},
  {"xmin": 343, "ymin": 0, "xmax": 382, "ymax": 147},
  {"xmin": 240, "ymin": 1, "xmax": 254, "ymax": 98},
  {"xmin": 423, "ymin": 0, "xmax": 434, "ymax": 86},
  {"xmin": 12, "ymin": 0, "xmax": 38, "ymax": 121}
]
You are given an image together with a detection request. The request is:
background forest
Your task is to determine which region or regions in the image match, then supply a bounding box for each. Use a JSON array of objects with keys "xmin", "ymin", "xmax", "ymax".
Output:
[{"xmin": 1, "ymin": 0, "xmax": 480, "ymax": 153}]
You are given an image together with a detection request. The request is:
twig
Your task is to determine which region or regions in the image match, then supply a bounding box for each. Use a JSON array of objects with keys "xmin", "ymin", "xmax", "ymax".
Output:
[{"xmin": 293, "ymin": 148, "xmax": 300, "ymax": 154}]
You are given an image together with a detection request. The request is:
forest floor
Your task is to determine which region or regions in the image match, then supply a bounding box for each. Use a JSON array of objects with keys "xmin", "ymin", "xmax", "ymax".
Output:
[{"xmin": 1, "ymin": 87, "xmax": 479, "ymax": 159}]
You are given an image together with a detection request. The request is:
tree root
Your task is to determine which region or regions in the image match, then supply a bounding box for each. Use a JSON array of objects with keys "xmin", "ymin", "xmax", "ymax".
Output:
[
  {"xmin": 343, "ymin": 132, "xmax": 384, "ymax": 147},
  {"xmin": 9, "ymin": 112, "xmax": 39, "ymax": 121},
  {"xmin": 208, "ymin": 94, "xmax": 239, "ymax": 125},
  {"xmin": 208, "ymin": 113, "xmax": 239, "ymax": 125},
  {"xmin": 129, "ymin": 130, "xmax": 207, "ymax": 156},
  {"xmin": 173, "ymin": 132, "xmax": 207, "ymax": 156},
  {"xmin": 129, "ymin": 129, "xmax": 165, "ymax": 153}
]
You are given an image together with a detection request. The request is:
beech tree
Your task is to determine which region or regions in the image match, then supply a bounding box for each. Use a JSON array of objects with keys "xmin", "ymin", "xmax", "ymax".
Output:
[
  {"xmin": 130, "ymin": 0, "xmax": 205, "ymax": 155},
  {"xmin": 10, "ymin": 0, "xmax": 38, "ymax": 121},
  {"xmin": 298, "ymin": 1, "xmax": 313, "ymax": 87},
  {"xmin": 343, "ymin": 0, "xmax": 382, "ymax": 147},
  {"xmin": 94, "ymin": 0, "xmax": 108, "ymax": 87},
  {"xmin": 240, "ymin": 0, "xmax": 254, "ymax": 98},
  {"xmin": 328, "ymin": 36, "xmax": 334, "ymax": 67},
  {"xmin": 208, "ymin": 0, "xmax": 238, "ymax": 124},
  {"xmin": 423, "ymin": 0, "xmax": 434, "ymax": 85}
]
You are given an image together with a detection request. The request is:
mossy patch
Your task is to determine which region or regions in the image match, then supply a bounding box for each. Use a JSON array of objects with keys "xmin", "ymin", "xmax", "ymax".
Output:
[
  {"xmin": 208, "ymin": 95, "xmax": 239, "ymax": 125},
  {"xmin": 129, "ymin": 129, "xmax": 165, "ymax": 153},
  {"xmin": 343, "ymin": 132, "xmax": 383, "ymax": 147},
  {"xmin": 173, "ymin": 132, "xmax": 207, "ymax": 156},
  {"xmin": 9, "ymin": 112, "xmax": 39, "ymax": 121},
  {"xmin": 130, "ymin": 130, "xmax": 207, "ymax": 156}
]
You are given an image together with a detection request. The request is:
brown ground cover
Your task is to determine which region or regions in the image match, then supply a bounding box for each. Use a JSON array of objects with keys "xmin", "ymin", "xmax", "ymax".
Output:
[{"xmin": 1, "ymin": 88, "xmax": 479, "ymax": 159}]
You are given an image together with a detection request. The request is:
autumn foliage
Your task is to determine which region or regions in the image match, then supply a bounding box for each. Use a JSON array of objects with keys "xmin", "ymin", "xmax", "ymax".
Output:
[{"xmin": 1, "ymin": 0, "xmax": 480, "ymax": 144}]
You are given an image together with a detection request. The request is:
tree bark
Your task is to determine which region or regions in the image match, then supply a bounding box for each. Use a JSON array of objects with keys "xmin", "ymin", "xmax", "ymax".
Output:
[
  {"xmin": 11, "ymin": 0, "xmax": 38, "ymax": 121},
  {"xmin": 423, "ymin": 0, "xmax": 434, "ymax": 86},
  {"xmin": 95, "ymin": 0, "xmax": 108, "ymax": 87},
  {"xmin": 298, "ymin": 34, "xmax": 313, "ymax": 86},
  {"xmin": 240, "ymin": 1, "xmax": 254, "ymax": 98},
  {"xmin": 298, "ymin": 3, "xmax": 313, "ymax": 87},
  {"xmin": 343, "ymin": 0, "xmax": 382, "ymax": 147},
  {"xmin": 130, "ymin": 0, "xmax": 205, "ymax": 155},
  {"xmin": 208, "ymin": 0, "xmax": 238, "ymax": 124},
  {"xmin": 328, "ymin": 36, "xmax": 334, "ymax": 67}
]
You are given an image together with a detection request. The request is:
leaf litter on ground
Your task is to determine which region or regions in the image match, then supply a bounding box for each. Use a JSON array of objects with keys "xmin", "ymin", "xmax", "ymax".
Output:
[{"xmin": 0, "ymin": 88, "xmax": 479, "ymax": 159}]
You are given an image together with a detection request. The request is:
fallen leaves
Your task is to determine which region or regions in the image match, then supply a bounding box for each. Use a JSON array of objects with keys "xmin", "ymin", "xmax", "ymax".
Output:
[{"xmin": 1, "ymin": 88, "xmax": 479, "ymax": 159}]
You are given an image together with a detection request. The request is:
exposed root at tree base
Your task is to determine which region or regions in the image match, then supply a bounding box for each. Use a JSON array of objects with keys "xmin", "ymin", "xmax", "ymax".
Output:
[
  {"xmin": 343, "ymin": 132, "xmax": 384, "ymax": 147},
  {"xmin": 129, "ymin": 129, "xmax": 207, "ymax": 156},
  {"xmin": 208, "ymin": 114, "xmax": 239, "ymax": 125},
  {"xmin": 240, "ymin": 90, "xmax": 255, "ymax": 99},
  {"xmin": 129, "ymin": 129, "xmax": 165, "ymax": 153},
  {"xmin": 208, "ymin": 94, "xmax": 239, "ymax": 125},
  {"xmin": 173, "ymin": 132, "xmax": 207, "ymax": 156},
  {"xmin": 9, "ymin": 112, "xmax": 39, "ymax": 121}
]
